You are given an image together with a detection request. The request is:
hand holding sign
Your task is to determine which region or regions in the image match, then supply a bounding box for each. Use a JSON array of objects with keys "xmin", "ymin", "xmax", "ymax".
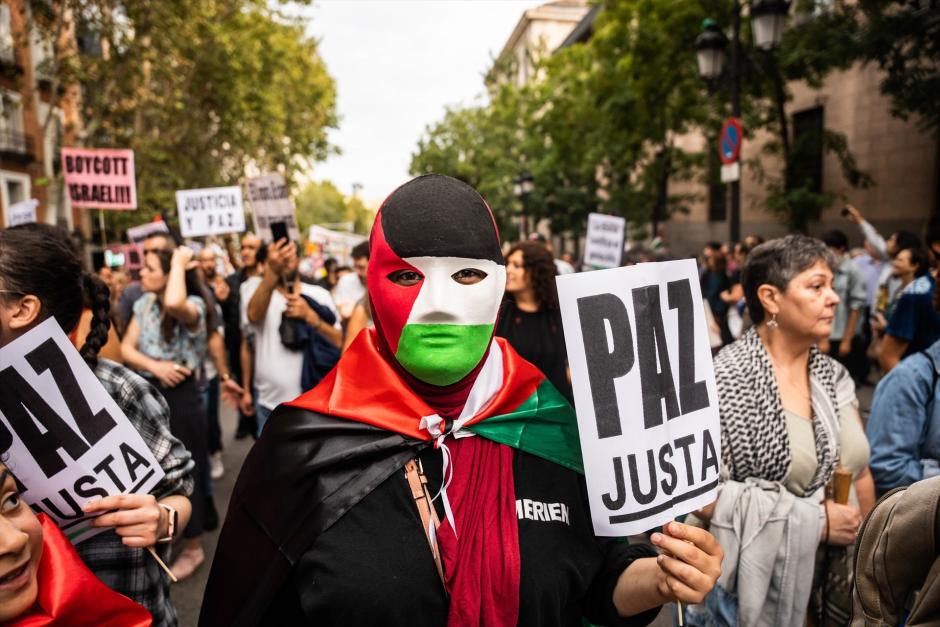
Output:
[
  {"xmin": 83, "ymin": 492, "xmax": 165, "ymax": 548},
  {"xmin": 0, "ymin": 318, "xmax": 164, "ymax": 544},
  {"xmin": 171, "ymin": 245, "xmax": 197, "ymax": 271},
  {"xmin": 650, "ymin": 521, "xmax": 723, "ymax": 604}
]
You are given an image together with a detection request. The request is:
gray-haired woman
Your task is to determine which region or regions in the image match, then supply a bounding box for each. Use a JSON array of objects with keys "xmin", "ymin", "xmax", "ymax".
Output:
[{"xmin": 691, "ymin": 235, "xmax": 874, "ymax": 627}]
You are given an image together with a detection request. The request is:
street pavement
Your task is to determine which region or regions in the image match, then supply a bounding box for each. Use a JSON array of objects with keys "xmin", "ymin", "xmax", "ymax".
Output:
[
  {"xmin": 172, "ymin": 404, "xmax": 252, "ymax": 626},
  {"xmin": 173, "ymin": 382, "xmax": 877, "ymax": 626}
]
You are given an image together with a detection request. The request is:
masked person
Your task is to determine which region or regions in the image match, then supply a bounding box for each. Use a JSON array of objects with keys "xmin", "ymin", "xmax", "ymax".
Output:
[{"xmin": 200, "ymin": 175, "xmax": 722, "ymax": 627}]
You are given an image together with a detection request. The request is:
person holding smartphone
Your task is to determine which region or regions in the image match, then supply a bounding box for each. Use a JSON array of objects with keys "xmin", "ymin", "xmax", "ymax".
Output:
[{"xmin": 242, "ymin": 236, "xmax": 342, "ymax": 435}]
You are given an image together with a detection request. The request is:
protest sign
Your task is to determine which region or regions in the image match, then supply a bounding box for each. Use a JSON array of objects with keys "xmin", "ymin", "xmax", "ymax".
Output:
[
  {"xmin": 247, "ymin": 173, "xmax": 300, "ymax": 242},
  {"xmin": 0, "ymin": 318, "xmax": 164, "ymax": 543},
  {"xmin": 176, "ymin": 186, "xmax": 246, "ymax": 238},
  {"xmin": 8, "ymin": 199, "xmax": 38, "ymax": 226},
  {"xmin": 583, "ymin": 213, "xmax": 626, "ymax": 269},
  {"xmin": 557, "ymin": 259, "xmax": 721, "ymax": 536},
  {"xmin": 61, "ymin": 148, "xmax": 136, "ymax": 210},
  {"xmin": 126, "ymin": 219, "xmax": 169, "ymax": 244}
]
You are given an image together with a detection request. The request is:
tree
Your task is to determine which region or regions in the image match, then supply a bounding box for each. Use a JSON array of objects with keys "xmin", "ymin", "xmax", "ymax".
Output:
[
  {"xmin": 23, "ymin": 0, "xmax": 337, "ymax": 238},
  {"xmin": 410, "ymin": 90, "xmax": 537, "ymax": 238},
  {"xmin": 737, "ymin": 2, "xmax": 873, "ymax": 231},
  {"xmin": 857, "ymin": 0, "xmax": 940, "ymax": 138},
  {"xmin": 294, "ymin": 179, "xmax": 374, "ymax": 235}
]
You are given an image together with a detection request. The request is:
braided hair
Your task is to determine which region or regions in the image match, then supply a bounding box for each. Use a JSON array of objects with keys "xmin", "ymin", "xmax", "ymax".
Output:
[{"xmin": 0, "ymin": 223, "xmax": 111, "ymax": 367}]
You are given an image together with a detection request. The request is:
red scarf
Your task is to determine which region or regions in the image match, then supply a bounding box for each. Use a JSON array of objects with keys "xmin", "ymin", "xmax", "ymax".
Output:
[
  {"xmin": 289, "ymin": 330, "xmax": 529, "ymax": 626},
  {"xmin": 437, "ymin": 436, "xmax": 519, "ymax": 627},
  {"xmin": 6, "ymin": 515, "xmax": 152, "ymax": 627}
]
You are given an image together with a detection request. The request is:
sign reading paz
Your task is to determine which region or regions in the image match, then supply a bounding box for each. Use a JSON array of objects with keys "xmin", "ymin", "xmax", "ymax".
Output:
[
  {"xmin": 176, "ymin": 186, "xmax": 246, "ymax": 238},
  {"xmin": 557, "ymin": 259, "xmax": 721, "ymax": 536},
  {"xmin": 583, "ymin": 213, "xmax": 626, "ymax": 269},
  {"xmin": 61, "ymin": 148, "xmax": 137, "ymax": 210},
  {"xmin": 0, "ymin": 319, "xmax": 164, "ymax": 543}
]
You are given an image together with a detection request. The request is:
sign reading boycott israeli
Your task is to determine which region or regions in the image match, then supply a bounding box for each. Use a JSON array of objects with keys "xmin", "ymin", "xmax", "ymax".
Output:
[
  {"xmin": 584, "ymin": 213, "xmax": 626, "ymax": 269},
  {"xmin": 61, "ymin": 147, "xmax": 136, "ymax": 209},
  {"xmin": 176, "ymin": 186, "xmax": 246, "ymax": 238},
  {"xmin": 557, "ymin": 259, "xmax": 721, "ymax": 536},
  {"xmin": 0, "ymin": 318, "xmax": 164, "ymax": 543},
  {"xmin": 247, "ymin": 173, "xmax": 300, "ymax": 242}
]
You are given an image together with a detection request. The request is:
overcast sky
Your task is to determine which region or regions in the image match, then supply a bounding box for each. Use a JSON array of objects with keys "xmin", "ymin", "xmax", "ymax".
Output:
[{"xmin": 302, "ymin": 0, "xmax": 543, "ymax": 206}]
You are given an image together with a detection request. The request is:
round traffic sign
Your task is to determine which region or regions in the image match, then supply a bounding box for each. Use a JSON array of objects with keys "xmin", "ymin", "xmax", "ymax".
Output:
[{"xmin": 719, "ymin": 118, "xmax": 743, "ymax": 165}]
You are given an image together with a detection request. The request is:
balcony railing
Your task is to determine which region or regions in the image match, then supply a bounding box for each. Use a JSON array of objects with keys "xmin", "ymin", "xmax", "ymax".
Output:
[{"xmin": 0, "ymin": 129, "xmax": 35, "ymax": 162}]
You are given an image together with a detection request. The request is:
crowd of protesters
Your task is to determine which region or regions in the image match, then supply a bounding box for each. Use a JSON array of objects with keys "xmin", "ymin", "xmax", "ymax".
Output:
[{"xmin": 3, "ymin": 182, "xmax": 940, "ymax": 626}]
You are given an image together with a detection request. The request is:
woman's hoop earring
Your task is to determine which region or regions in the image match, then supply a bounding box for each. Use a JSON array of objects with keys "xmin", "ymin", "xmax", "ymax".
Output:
[{"xmin": 767, "ymin": 313, "xmax": 779, "ymax": 329}]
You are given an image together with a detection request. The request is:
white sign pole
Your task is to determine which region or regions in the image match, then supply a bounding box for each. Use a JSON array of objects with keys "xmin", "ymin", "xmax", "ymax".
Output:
[
  {"xmin": 584, "ymin": 213, "xmax": 626, "ymax": 269},
  {"xmin": 176, "ymin": 186, "xmax": 246, "ymax": 238},
  {"xmin": 557, "ymin": 259, "xmax": 721, "ymax": 536},
  {"xmin": 0, "ymin": 318, "xmax": 164, "ymax": 544}
]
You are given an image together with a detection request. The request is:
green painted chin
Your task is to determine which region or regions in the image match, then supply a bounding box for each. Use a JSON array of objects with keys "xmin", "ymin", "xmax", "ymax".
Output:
[{"xmin": 395, "ymin": 323, "xmax": 494, "ymax": 386}]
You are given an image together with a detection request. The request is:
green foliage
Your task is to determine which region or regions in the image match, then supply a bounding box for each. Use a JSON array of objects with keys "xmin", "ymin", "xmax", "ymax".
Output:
[
  {"xmin": 30, "ymin": 0, "xmax": 337, "ymax": 237},
  {"xmin": 857, "ymin": 0, "xmax": 940, "ymax": 138},
  {"xmin": 410, "ymin": 0, "xmax": 913, "ymax": 239},
  {"xmin": 294, "ymin": 180, "xmax": 375, "ymax": 235},
  {"xmin": 412, "ymin": 0, "xmax": 726, "ymax": 239}
]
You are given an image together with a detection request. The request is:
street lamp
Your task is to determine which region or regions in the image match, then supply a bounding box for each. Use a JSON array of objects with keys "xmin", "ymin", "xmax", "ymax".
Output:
[
  {"xmin": 751, "ymin": 0, "xmax": 791, "ymax": 49},
  {"xmin": 695, "ymin": 20, "xmax": 727, "ymax": 80},
  {"xmin": 695, "ymin": 0, "xmax": 789, "ymax": 243},
  {"xmin": 513, "ymin": 171, "xmax": 534, "ymax": 240}
]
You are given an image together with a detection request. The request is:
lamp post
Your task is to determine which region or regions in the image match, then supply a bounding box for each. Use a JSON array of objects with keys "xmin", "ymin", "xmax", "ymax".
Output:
[
  {"xmin": 513, "ymin": 171, "xmax": 535, "ymax": 240},
  {"xmin": 695, "ymin": 0, "xmax": 789, "ymax": 243}
]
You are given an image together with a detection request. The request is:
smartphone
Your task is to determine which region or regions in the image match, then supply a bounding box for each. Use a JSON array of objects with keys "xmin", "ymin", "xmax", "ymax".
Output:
[{"xmin": 270, "ymin": 220, "xmax": 289, "ymax": 244}]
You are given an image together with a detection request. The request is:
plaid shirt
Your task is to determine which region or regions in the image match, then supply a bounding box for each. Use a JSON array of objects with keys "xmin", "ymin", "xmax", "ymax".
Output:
[{"xmin": 75, "ymin": 359, "xmax": 195, "ymax": 627}]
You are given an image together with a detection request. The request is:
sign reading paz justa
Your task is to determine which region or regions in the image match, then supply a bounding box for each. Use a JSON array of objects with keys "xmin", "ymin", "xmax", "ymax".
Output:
[
  {"xmin": 584, "ymin": 213, "xmax": 626, "ymax": 269},
  {"xmin": 0, "ymin": 319, "xmax": 164, "ymax": 544},
  {"xmin": 247, "ymin": 173, "xmax": 300, "ymax": 242},
  {"xmin": 176, "ymin": 186, "xmax": 246, "ymax": 238},
  {"xmin": 557, "ymin": 259, "xmax": 721, "ymax": 536},
  {"xmin": 61, "ymin": 148, "xmax": 137, "ymax": 210}
]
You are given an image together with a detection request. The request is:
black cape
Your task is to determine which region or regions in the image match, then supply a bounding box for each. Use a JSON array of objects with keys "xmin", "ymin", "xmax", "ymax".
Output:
[{"xmin": 199, "ymin": 405, "xmax": 430, "ymax": 626}]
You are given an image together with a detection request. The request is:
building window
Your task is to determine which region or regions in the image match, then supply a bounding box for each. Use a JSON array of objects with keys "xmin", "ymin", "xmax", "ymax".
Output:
[
  {"xmin": 1, "ymin": 170, "xmax": 32, "ymax": 226},
  {"xmin": 789, "ymin": 106, "xmax": 824, "ymax": 193},
  {"xmin": 707, "ymin": 146, "xmax": 726, "ymax": 222}
]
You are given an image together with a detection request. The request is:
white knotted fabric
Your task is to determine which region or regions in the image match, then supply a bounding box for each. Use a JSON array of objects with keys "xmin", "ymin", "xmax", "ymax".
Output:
[{"xmin": 417, "ymin": 341, "xmax": 505, "ymax": 543}]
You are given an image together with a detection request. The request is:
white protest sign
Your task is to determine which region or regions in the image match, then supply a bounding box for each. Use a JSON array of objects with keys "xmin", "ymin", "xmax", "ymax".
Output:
[
  {"xmin": 126, "ymin": 219, "xmax": 170, "ymax": 244},
  {"xmin": 8, "ymin": 199, "xmax": 38, "ymax": 227},
  {"xmin": 0, "ymin": 318, "xmax": 165, "ymax": 544},
  {"xmin": 176, "ymin": 186, "xmax": 246, "ymax": 238},
  {"xmin": 247, "ymin": 173, "xmax": 300, "ymax": 242},
  {"xmin": 584, "ymin": 213, "xmax": 625, "ymax": 269},
  {"xmin": 557, "ymin": 259, "xmax": 721, "ymax": 536}
]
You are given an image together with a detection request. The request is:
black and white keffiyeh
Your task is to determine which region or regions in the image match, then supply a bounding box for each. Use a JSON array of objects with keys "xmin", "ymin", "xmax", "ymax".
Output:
[{"xmin": 714, "ymin": 327, "xmax": 854, "ymax": 494}]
